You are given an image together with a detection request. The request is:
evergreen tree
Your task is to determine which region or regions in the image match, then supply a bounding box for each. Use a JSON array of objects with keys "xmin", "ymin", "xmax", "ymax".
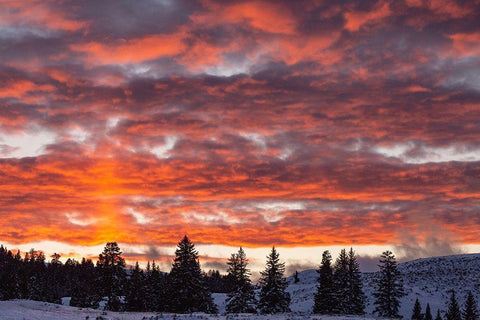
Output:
[
  {"xmin": 373, "ymin": 250, "xmax": 404, "ymax": 318},
  {"xmin": 167, "ymin": 236, "xmax": 217, "ymax": 313},
  {"xmin": 258, "ymin": 247, "xmax": 291, "ymax": 314},
  {"xmin": 0, "ymin": 246, "xmax": 20, "ymax": 300},
  {"xmin": 44, "ymin": 259, "xmax": 63, "ymax": 304},
  {"xmin": 333, "ymin": 249, "xmax": 349, "ymax": 313},
  {"xmin": 313, "ymin": 250, "xmax": 335, "ymax": 314},
  {"xmin": 70, "ymin": 258, "xmax": 101, "ymax": 308},
  {"xmin": 425, "ymin": 304, "xmax": 433, "ymax": 320},
  {"xmin": 463, "ymin": 291, "xmax": 479, "ymax": 320},
  {"xmin": 225, "ymin": 247, "xmax": 257, "ymax": 313},
  {"xmin": 26, "ymin": 250, "xmax": 50, "ymax": 302},
  {"xmin": 446, "ymin": 291, "xmax": 462, "ymax": 320},
  {"xmin": 96, "ymin": 242, "xmax": 126, "ymax": 311},
  {"xmin": 437, "ymin": 310, "xmax": 443, "ymax": 320},
  {"xmin": 145, "ymin": 261, "xmax": 167, "ymax": 311},
  {"xmin": 205, "ymin": 270, "xmax": 223, "ymax": 292},
  {"xmin": 124, "ymin": 262, "xmax": 147, "ymax": 311},
  {"xmin": 294, "ymin": 271, "xmax": 300, "ymax": 283},
  {"xmin": 346, "ymin": 248, "xmax": 366, "ymax": 314},
  {"xmin": 412, "ymin": 298, "xmax": 423, "ymax": 320}
]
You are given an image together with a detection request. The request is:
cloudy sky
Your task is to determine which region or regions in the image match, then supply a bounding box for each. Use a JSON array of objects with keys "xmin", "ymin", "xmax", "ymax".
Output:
[{"xmin": 0, "ymin": 0, "xmax": 479, "ymax": 273}]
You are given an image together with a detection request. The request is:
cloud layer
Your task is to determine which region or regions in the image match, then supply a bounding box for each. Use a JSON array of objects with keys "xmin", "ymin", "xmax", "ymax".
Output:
[{"xmin": 0, "ymin": 0, "xmax": 479, "ymax": 257}]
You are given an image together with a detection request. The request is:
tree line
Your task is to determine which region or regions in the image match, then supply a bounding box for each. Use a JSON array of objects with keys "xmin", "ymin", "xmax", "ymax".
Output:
[
  {"xmin": 411, "ymin": 291, "xmax": 479, "ymax": 320},
  {"xmin": 1, "ymin": 237, "xmax": 473, "ymax": 317}
]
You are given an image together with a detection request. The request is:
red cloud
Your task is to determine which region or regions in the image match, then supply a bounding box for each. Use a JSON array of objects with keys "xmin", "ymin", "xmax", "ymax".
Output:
[
  {"xmin": 0, "ymin": 1, "xmax": 88, "ymax": 32},
  {"xmin": 71, "ymin": 34, "xmax": 187, "ymax": 64}
]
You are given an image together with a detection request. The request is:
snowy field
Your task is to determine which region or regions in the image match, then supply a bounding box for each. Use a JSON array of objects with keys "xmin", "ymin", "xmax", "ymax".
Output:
[{"xmin": 0, "ymin": 300, "xmax": 371, "ymax": 320}]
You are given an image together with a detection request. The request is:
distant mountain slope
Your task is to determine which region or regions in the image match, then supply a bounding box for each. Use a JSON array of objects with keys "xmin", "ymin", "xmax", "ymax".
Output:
[{"xmin": 286, "ymin": 253, "xmax": 480, "ymax": 317}]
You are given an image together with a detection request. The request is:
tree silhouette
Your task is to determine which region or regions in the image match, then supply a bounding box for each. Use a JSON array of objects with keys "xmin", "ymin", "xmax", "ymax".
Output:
[
  {"xmin": 313, "ymin": 250, "xmax": 335, "ymax": 314},
  {"xmin": 373, "ymin": 250, "xmax": 404, "ymax": 317},
  {"xmin": 167, "ymin": 235, "xmax": 217, "ymax": 313},
  {"xmin": 225, "ymin": 247, "xmax": 256, "ymax": 313},
  {"xmin": 463, "ymin": 291, "xmax": 479, "ymax": 320},
  {"xmin": 96, "ymin": 242, "xmax": 126, "ymax": 311},
  {"xmin": 258, "ymin": 247, "xmax": 291, "ymax": 314},
  {"xmin": 446, "ymin": 291, "xmax": 461, "ymax": 320}
]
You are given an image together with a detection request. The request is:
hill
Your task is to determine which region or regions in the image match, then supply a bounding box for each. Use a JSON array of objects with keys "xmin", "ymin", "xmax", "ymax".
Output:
[{"xmin": 287, "ymin": 253, "xmax": 480, "ymax": 317}]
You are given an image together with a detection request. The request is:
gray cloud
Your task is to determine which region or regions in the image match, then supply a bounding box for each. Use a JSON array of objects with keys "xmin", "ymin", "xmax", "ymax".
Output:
[{"xmin": 394, "ymin": 225, "xmax": 464, "ymax": 263}]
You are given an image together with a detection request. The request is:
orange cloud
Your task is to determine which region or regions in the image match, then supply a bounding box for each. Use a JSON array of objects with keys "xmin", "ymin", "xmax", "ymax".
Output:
[
  {"xmin": 194, "ymin": 1, "xmax": 297, "ymax": 35},
  {"xmin": 449, "ymin": 32, "xmax": 480, "ymax": 57},
  {"xmin": 71, "ymin": 34, "xmax": 187, "ymax": 64},
  {"xmin": 0, "ymin": 80, "xmax": 55, "ymax": 99},
  {"xmin": 344, "ymin": 1, "xmax": 391, "ymax": 32},
  {"xmin": 0, "ymin": 1, "xmax": 88, "ymax": 32}
]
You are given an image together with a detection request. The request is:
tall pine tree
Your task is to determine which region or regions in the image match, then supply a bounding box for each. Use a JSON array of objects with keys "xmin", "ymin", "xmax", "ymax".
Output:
[
  {"xmin": 333, "ymin": 249, "xmax": 349, "ymax": 314},
  {"xmin": 225, "ymin": 247, "xmax": 257, "ymax": 313},
  {"xmin": 124, "ymin": 262, "xmax": 147, "ymax": 311},
  {"xmin": 0, "ymin": 246, "xmax": 20, "ymax": 300},
  {"xmin": 167, "ymin": 236, "xmax": 217, "ymax": 313},
  {"xmin": 436, "ymin": 310, "xmax": 443, "ymax": 320},
  {"xmin": 412, "ymin": 298, "xmax": 423, "ymax": 320},
  {"xmin": 346, "ymin": 248, "xmax": 366, "ymax": 314},
  {"xmin": 446, "ymin": 291, "xmax": 462, "ymax": 320},
  {"xmin": 373, "ymin": 250, "xmax": 404, "ymax": 318},
  {"xmin": 313, "ymin": 250, "xmax": 335, "ymax": 314},
  {"xmin": 463, "ymin": 291, "xmax": 479, "ymax": 320},
  {"xmin": 425, "ymin": 303, "xmax": 433, "ymax": 320},
  {"xmin": 96, "ymin": 242, "xmax": 126, "ymax": 311},
  {"xmin": 258, "ymin": 247, "xmax": 291, "ymax": 314}
]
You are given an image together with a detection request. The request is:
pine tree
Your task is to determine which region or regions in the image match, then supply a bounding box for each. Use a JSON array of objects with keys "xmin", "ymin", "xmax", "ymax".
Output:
[
  {"xmin": 373, "ymin": 250, "xmax": 404, "ymax": 318},
  {"xmin": 145, "ymin": 261, "xmax": 166, "ymax": 311},
  {"xmin": 425, "ymin": 303, "xmax": 433, "ymax": 320},
  {"xmin": 167, "ymin": 236, "xmax": 217, "ymax": 313},
  {"xmin": 412, "ymin": 298, "xmax": 423, "ymax": 320},
  {"xmin": 346, "ymin": 248, "xmax": 366, "ymax": 314},
  {"xmin": 463, "ymin": 291, "xmax": 479, "ymax": 320},
  {"xmin": 96, "ymin": 242, "xmax": 126, "ymax": 311},
  {"xmin": 437, "ymin": 310, "xmax": 443, "ymax": 320},
  {"xmin": 313, "ymin": 250, "xmax": 335, "ymax": 314},
  {"xmin": 26, "ymin": 250, "xmax": 49, "ymax": 302},
  {"xmin": 446, "ymin": 291, "xmax": 462, "ymax": 320},
  {"xmin": 0, "ymin": 247, "xmax": 20, "ymax": 300},
  {"xmin": 258, "ymin": 247, "xmax": 291, "ymax": 314},
  {"xmin": 70, "ymin": 258, "xmax": 101, "ymax": 308},
  {"xmin": 333, "ymin": 249, "xmax": 349, "ymax": 313},
  {"xmin": 124, "ymin": 262, "xmax": 147, "ymax": 311},
  {"xmin": 294, "ymin": 271, "xmax": 300, "ymax": 283},
  {"xmin": 225, "ymin": 247, "xmax": 257, "ymax": 313}
]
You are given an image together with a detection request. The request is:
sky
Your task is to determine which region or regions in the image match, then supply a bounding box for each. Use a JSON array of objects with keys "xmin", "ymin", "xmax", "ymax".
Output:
[{"xmin": 0, "ymin": 0, "xmax": 480, "ymax": 274}]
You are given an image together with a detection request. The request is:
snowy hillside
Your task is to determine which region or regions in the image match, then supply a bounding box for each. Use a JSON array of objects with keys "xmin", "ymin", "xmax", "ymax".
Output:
[{"xmin": 286, "ymin": 253, "xmax": 480, "ymax": 317}]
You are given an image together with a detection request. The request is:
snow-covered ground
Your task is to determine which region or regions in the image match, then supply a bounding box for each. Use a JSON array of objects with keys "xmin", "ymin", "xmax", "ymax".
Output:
[
  {"xmin": 0, "ymin": 300, "xmax": 370, "ymax": 320},
  {"xmin": 1, "ymin": 253, "xmax": 479, "ymax": 319}
]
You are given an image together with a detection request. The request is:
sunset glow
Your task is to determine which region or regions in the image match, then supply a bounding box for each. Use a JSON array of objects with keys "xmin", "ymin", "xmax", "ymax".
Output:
[{"xmin": 1, "ymin": 0, "xmax": 479, "ymax": 273}]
